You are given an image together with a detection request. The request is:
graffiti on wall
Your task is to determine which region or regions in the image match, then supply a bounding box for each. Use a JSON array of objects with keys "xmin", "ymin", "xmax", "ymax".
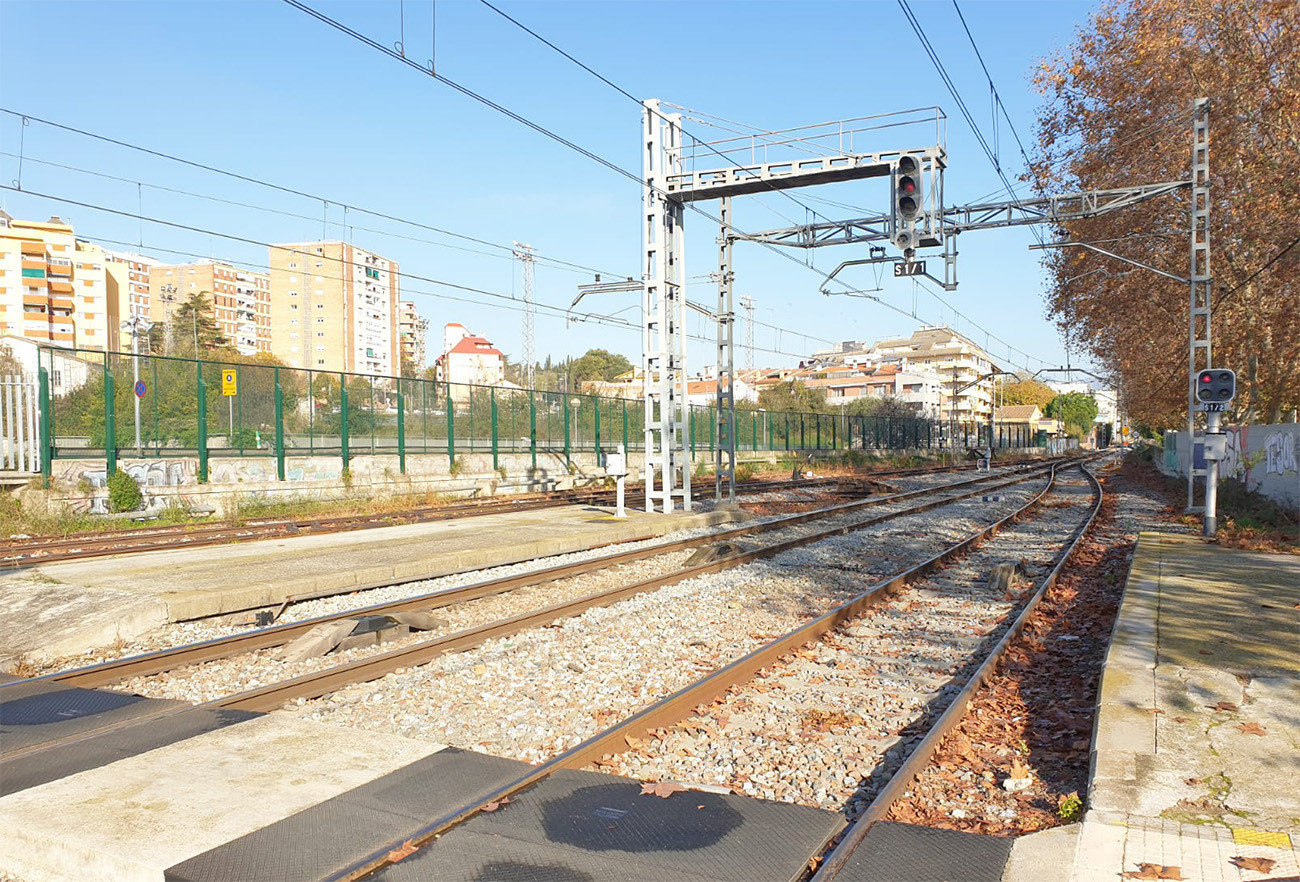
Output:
[{"xmin": 1264, "ymin": 429, "xmax": 1296, "ymax": 476}]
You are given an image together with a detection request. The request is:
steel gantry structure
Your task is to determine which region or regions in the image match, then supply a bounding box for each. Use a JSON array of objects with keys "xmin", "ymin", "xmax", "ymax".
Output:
[
  {"xmin": 640, "ymin": 101, "xmax": 945, "ymax": 512},
  {"xmin": 638, "ymin": 98, "xmax": 1211, "ymax": 519}
]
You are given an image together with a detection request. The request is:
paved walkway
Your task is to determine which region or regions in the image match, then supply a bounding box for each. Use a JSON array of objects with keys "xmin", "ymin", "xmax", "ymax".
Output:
[
  {"xmin": 1072, "ymin": 531, "xmax": 1300, "ymax": 882},
  {"xmin": 0, "ymin": 505, "xmax": 744, "ymax": 670}
]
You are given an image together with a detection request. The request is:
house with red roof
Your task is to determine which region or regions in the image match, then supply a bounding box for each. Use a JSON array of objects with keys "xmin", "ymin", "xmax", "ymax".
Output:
[{"xmin": 433, "ymin": 323, "xmax": 506, "ymax": 400}]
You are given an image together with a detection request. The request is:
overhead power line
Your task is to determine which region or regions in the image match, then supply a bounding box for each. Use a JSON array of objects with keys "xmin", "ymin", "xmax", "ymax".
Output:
[
  {"xmin": 474, "ymin": 0, "xmax": 834, "ymax": 228},
  {"xmin": 0, "ymin": 108, "xmax": 618, "ymax": 280},
  {"xmin": 897, "ymin": 0, "xmax": 1044, "ymax": 248},
  {"xmin": 8, "ymin": 186, "xmax": 823, "ymax": 361},
  {"xmin": 0, "ymin": 150, "xmax": 610, "ymax": 276},
  {"xmin": 281, "ymin": 0, "xmax": 1055, "ymax": 371}
]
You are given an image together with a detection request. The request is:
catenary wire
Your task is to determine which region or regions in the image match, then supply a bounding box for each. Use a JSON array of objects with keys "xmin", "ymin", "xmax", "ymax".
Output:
[
  {"xmin": 473, "ymin": 0, "xmax": 835, "ymax": 229},
  {"xmin": 279, "ymin": 0, "xmax": 1058, "ymax": 370},
  {"xmin": 0, "ymin": 108, "xmax": 618, "ymax": 280}
]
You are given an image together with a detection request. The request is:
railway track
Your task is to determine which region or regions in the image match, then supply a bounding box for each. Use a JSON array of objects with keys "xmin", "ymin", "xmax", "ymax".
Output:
[
  {"xmin": 1, "ymin": 457, "xmax": 1104, "ymax": 881},
  {"xmin": 0, "ymin": 474, "xmax": 858, "ymax": 569},
  {"xmin": 327, "ymin": 461, "xmax": 1102, "ymax": 881},
  {"xmin": 1, "ymin": 461, "xmax": 1056, "ymax": 761}
]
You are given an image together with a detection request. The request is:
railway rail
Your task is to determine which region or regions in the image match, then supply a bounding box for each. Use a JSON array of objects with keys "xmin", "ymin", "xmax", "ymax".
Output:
[
  {"xmin": 2, "ymin": 461, "xmax": 1057, "ymax": 762},
  {"xmin": 0, "ymin": 459, "xmax": 1018, "ymax": 569},
  {"xmin": 1, "ymin": 475, "xmax": 856, "ymax": 569},
  {"xmin": 326, "ymin": 460, "xmax": 1101, "ymax": 881}
]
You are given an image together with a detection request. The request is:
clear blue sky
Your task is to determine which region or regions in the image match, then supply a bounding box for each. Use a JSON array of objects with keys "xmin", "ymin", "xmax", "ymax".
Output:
[{"xmin": 0, "ymin": 0, "xmax": 1102, "ymax": 376}]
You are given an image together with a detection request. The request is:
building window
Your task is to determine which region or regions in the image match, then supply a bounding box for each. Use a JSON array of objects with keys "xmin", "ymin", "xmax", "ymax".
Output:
[
  {"xmin": 316, "ymin": 303, "xmax": 324, "ymax": 309},
  {"xmin": 317, "ymin": 359, "xmax": 325, "ymax": 366}
]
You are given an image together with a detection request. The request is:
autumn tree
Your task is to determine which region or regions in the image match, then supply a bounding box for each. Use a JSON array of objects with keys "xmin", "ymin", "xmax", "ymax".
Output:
[
  {"xmin": 999, "ymin": 379, "xmax": 1056, "ymax": 411},
  {"xmin": 1032, "ymin": 0, "xmax": 1299, "ymax": 426}
]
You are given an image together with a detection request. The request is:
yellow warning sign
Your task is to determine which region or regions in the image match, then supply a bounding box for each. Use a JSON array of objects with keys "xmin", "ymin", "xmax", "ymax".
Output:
[{"xmin": 222, "ymin": 369, "xmax": 238, "ymax": 397}]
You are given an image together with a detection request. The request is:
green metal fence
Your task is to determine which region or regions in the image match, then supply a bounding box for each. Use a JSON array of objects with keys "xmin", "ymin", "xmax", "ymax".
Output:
[{"xmin": 36, "ymin": 347, "xmax": 1037, "ymax": 481}]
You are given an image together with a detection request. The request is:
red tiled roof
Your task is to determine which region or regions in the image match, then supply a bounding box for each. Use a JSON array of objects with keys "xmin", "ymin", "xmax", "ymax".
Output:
[{"xmin": 447, "ymin": 336, "xmax": 503, "ymax": 357}]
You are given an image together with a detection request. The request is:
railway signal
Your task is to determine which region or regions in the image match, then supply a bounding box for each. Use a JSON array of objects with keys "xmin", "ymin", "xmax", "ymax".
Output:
[
  {"xmin": 892, "ymin": 154, "xmax": 923, "ymax": 252},
  {"xmin": 1195, "ymin": 368, "xmax": 1235, "ymax": 409}
]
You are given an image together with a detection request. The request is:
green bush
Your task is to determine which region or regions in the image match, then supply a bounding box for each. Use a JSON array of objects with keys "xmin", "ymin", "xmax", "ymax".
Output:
[{"xmin": 107, "ymin": 469, "xmax": 143, "ymax": 513}]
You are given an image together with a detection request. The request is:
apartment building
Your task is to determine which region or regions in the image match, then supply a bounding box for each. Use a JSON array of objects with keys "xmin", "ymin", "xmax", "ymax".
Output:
[
  {"xmin": 148, "ymin": 261, "xmax": 272, "ymax": 356},
  {"xmin": 810, "ymin": 326, "xmax": 1000, "ymax": 424},
  {"xmin": 869, "ymin": 327, "xmax": 1000, "ymax": 424},
  {"xmin": 0, "ymin": 213, "xmax": 114, "ymax": 352},
  {"xmin": 268, "ymin": 242, "xmax": 398, "ymax": 376},
  {"xmin": 102, "ymin": 249, "xmax": 160, "ymax": 351},
  {"xmin": 433, "ymin": 323, "xmax": 505, "ymax": 400},
  {"xmin": 397, "ymin": 299, "xmax": 428, "ymax": 375}
]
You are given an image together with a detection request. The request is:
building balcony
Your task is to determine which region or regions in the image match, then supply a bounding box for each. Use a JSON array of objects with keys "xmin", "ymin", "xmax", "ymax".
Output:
[
  {"xmin": 22, "ymin": 293, "xmax": 48, "ymax": 307},
  {"xmin": 21, "ymin": 259, "xmax": 46, "ymax": 273},
  {"xmin": 47, "ymin": 258, "xmax": 73, "ymax": 276}
]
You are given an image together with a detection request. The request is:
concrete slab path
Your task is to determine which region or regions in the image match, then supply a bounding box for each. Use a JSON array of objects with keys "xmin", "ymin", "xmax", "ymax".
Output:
[
  {"xmin": 0, "ymin": 505, "xmax": 744, "ymax": 669},
  {"xmin": 1074, "ymin": 531, "xmax": 1300, "ymax": 882}
]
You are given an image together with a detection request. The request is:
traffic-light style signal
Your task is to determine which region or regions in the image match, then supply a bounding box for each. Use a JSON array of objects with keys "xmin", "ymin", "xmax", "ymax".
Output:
[
  {"xmin": 1196, "ymin": 368, "xmax": 1235, "ymax": 404},
  {"xmin": 892, "ymin": 154, "xmax": 923, "ymax": 251}
]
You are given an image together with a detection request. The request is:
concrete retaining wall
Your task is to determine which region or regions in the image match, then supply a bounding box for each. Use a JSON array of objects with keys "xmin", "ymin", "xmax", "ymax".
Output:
[{"xmin": 1160, "ymin": 422, "xmax": 1300, "ymax": 512}]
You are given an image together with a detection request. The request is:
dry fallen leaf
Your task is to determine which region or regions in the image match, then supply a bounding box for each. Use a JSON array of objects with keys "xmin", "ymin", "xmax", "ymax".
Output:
[
  {"xmin": 1145, "ymin": 707, "xmax": 1165, "ymax": 715},
  {"xmin": 1212, "ymin": 701, "xmax": 1239, "ymax": 712},
  {"xmin": 1121, "ymin": 863, "xmax": 1185, "ymax": 880},
  {"xmin": 480, "ymin": 796, "xmax": 512, "ymax": 812},
  {"xmin": 1236, "ymin": 721, "xmax": 1267, "ymax": 736},
  {"xmin": 1010, "ymin": 758, "xmax": 1030, "ymax": 779},
  {"xmin": 640, "ymin": 780, "xmax": 688, "ymax": 798},
  {"xmin": 1229, "ymin": 856, "xmax": 1276, "ymax": 872},
  {"xmin": 385, "ymin": 839, "xmax": 419, "ymax": 862}
]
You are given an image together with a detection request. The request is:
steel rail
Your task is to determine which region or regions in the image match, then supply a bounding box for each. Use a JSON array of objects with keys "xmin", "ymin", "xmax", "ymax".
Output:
[
  {"xmin": 1, "ymin": 465, "xmax": 1055, "ymax": 764},
  {"xmin": 8, "ymin": 464, "xmax": 1049, "ymax": 695},
  {"xmin": 0, "ymin": 458, "xmax": 1017, "ymax": 569},
  {"xmin": 327, "ymin": 464, "xmax": 1073, "ymax": 882},
  {"xmin": 809, "ymin": 462, "xmax": 1104, "ymax": 880}
]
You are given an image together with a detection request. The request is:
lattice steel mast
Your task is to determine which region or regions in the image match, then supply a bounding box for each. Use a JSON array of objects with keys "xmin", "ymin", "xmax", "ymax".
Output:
[{"xmin": 513, "ymin": 242, "xmax": 536, "ymax": 390}]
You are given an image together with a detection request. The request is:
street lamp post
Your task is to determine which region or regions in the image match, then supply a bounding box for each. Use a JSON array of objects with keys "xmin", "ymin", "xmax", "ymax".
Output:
[{"xmin": 122, "ymin": 315, "xmax": 155, "ymax": 456}]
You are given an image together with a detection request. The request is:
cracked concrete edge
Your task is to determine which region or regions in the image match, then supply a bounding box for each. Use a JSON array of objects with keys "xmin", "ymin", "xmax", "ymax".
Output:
[
  {"xmin": 2, "ymin": 596, "xmax": 170, "ymax": 670},
  {"xmin": 1002, "ymin": 823, "xmax": 1081, "ymax": 882},
  {"xmin": 154, "ymin": 508, "xmax": 751, "ymax": 623},
  {"xmin": 1087, "ymin": 532, "xmax": 1165, "ymax": 814}
]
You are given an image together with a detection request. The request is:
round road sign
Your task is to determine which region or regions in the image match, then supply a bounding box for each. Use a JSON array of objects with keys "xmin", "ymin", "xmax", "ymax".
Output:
[{"xmin": 134, "ymin": 380, "xmax": 147, "ymax": 398}]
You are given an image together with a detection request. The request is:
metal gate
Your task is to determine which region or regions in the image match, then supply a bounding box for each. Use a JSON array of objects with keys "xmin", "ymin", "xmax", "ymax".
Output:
[{"xmin": 0, "ymin": 376, "xmax": 41, "ymax": 472}]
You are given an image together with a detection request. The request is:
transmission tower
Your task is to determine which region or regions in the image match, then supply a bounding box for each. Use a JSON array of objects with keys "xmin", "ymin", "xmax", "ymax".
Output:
[
  {"xmin": 740, "ymin": 296, "xmax": 755, "ymax": 373},
  {"xmin": 513, "ymin": 242, "xmax": 536, "ymax": 389}
]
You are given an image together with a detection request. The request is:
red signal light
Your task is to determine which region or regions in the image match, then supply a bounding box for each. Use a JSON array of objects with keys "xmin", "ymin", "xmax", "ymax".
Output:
[{"xmin": 1200, "ymin": 373, "xmax": 1213, "ymax": 384}]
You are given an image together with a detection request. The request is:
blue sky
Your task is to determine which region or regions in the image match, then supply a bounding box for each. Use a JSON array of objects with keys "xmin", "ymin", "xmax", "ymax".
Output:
[{"xmin": 0, "ymin": 0, "xmax": 1101, "ymax": 376}]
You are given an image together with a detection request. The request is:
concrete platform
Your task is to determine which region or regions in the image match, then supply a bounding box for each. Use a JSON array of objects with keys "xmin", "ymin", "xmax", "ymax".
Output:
[
  {"xmin": 373, "ymin": 767, "xmax": 842, "ymax": 882},
  {"xmin": 0, "ymin": 714, "xmax": 445, "ymax": 882},
  {"xmin": 0, "ymin": 504, "xmax": 744, "ymax": 670},
  {"xmin": 1071, "ymin": 531, "xmax": 1300, "ymax": 881}
]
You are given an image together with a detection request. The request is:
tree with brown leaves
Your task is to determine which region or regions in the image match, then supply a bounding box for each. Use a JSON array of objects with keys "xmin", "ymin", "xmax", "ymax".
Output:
[{"xmin": 1032, "ymin": 0, "xmax": 1298, "ymax": 427}]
